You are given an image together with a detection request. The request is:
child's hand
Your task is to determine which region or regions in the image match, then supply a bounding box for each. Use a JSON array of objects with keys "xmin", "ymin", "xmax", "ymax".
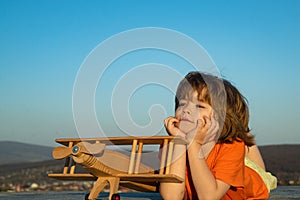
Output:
[
  {"xmin": 187, "ymin": 116, "xmax": 219, "ymax": 145},
  {"xmin": 164, "ymin": 116, "xmax": 186, "ymax": 138}
]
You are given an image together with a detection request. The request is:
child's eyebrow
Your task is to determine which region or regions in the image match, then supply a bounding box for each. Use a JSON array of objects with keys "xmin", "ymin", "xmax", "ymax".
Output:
[
  {"xmin": 197, "ymin": 96, "xmax": 205, "ymax": 101},
  {"xmin": 197, "ymin": 98, "xmax": 209, "ymax": 104}
]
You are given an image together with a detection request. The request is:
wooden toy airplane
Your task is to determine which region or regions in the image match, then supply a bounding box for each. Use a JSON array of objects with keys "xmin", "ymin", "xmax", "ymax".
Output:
[{"xmin": 48, "ymin": 136, "xmax": 186, "ymax": 200}]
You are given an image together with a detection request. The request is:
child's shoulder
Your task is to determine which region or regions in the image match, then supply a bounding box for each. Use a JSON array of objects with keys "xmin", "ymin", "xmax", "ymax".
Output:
[
  {"xmin": 217, "ymin": 139, "xmax": 244, "ymax": 147},
  {"xmin": 207, "ymin": 140, "xmax": 245, "ymax": 169},
  {"xmin": 214, "ymin": 140, "xmax": 245, "ymax": 154}
]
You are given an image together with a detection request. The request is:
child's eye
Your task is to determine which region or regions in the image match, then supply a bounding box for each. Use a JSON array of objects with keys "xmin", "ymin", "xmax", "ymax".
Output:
[
  {"xmin": 196, "ymin": 104, "xmax": 205, "ymax": 108},
  {"xmin": 179, "ymin": 102, "xmax": 186, "ymax": 107},
  {"xmin": 178, "ymin": 100, "xmax": 187, "ymax": 107}
]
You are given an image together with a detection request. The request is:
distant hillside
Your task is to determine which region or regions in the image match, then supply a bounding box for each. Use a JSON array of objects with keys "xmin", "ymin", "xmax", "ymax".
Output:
[
  {"xmin": 258, "ymin": 144, "xmax": 300, "ymax": 185},
  {"xmin": 259, "ymin": 144, "xmax": 300, "ymax": 173},
  {"xmin": 0, "ymin": 141, "xmax": 53, "ymax": 165}
]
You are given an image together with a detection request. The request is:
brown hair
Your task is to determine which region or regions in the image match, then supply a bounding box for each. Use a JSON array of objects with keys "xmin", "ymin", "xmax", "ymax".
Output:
[{"xmin": 175, "ymin": 71, "xmax": 255, "ymax": 146}]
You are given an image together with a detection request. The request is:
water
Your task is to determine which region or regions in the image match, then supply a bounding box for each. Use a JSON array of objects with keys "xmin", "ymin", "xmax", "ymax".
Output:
[
  {"xmin": 269, "ymin": 186, "xmax": 300, "ymax": 199},
  {"xmin": 0, "ymin": 191, "xmax": 161, "ymax": 200},
  {"xmin": 0, "ymin": 186, "xmax": 299, "ymax": 199}
]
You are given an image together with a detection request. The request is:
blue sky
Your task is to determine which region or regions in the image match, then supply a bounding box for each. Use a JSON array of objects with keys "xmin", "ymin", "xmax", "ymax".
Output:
[{"xmin": 0, "ymin": 0, "xmax": 299, "ymax": 146}]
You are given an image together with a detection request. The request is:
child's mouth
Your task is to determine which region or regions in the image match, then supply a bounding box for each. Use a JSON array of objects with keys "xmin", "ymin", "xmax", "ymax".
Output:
[{"xmin": 180, "ymin": 118, "xmax": 193, "ymax": 123}]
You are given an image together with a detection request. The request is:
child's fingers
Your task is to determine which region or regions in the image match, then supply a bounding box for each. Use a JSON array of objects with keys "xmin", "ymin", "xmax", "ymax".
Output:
[
  {"xmin": 207, "ymin": 117, "xmax": 216, "ymax": 132},
  {"xmin": 164, "ymin": 116, "xmax": 174, "ymax": 127},
  {"xmin": 164, "ymin": 117, "xmax": 170, "ymax": 128},
  {"xmin": 201, "ymin": 116, "xmax": 211, "ymax": 133},
  {"xmin": 196, "ymin": 118, "xmax": 205, "ymax": 129},
  {"xmin": 205, "ymin": 117, "xmax": 220, "ymax": 142},
  {"xmin": 164, "ymin": 116, "xmax": 181, "ymax": 137},
  {"xmin": 187, "ymin": 119, "xmax": 207, "ymax": 144},
  {"xmin": 207, "ymin": 111, "xmax": 219, "ymax": 134},
  {"xmin": 164, "ymin": 117, "xmax": 178, "ymax": 128},
  {"xmin": 211, "ymin": 117, "xmax": 219, "ymax": 134}
]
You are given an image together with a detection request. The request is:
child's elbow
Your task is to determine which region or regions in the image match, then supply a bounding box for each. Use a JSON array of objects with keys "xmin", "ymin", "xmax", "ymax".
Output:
[
  {"xmin": 197, "ymin": 193, "xmax": 220, "ymax": 200},
  {"xmin": 161, "ymin": 192, "xmax": 185, "ymax": 200},
  {"xmin": 160, "ymin": 187, "xmax": 185, "ymax": 200},
  {"xmin": 198, "ymin": 197, "xmax": 218, "ymax": 200}
]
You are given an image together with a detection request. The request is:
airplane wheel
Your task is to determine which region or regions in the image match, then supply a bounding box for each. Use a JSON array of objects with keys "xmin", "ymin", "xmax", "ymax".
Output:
[{"xmin": 111, "ymin": 193, "xmax": 120, "ymax": 200}]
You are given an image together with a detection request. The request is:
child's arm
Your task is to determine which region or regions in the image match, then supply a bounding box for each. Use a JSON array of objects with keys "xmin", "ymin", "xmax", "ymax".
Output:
[
  {"xmin": 159, "ymin": 144, "xmax": 186, "ymax": 200},
  {"xmin": 187, "ymin": 118, "xmax": 230, "ymax": 199},
  {"xmin": 245, "ymin": 143, "xmax": 266, "ymax": 170},
  {"xmin": 159, "ymin": 117, "xmax": 187, "ymax": 200},
  {"xmin": 188, "ymin": 144, "xmax": 230, "ymax": 199}
]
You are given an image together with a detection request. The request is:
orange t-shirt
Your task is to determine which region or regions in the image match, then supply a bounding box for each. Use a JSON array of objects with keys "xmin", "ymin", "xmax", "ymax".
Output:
[{"xmin": 185, "ymin": 140, "xmax": 269, "ymax": 200}]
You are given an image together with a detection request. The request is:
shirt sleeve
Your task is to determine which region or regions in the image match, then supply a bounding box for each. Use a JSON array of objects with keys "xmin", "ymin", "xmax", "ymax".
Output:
[{"xmin": 210, "ymin": 141, "xmax": 245, "ymax": 187}]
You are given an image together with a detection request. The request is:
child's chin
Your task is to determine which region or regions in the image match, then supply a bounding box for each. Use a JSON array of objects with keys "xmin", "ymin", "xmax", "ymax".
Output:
[{"xmin": 178, "ymin": 121, "xmax": 195, "ymax": 134}]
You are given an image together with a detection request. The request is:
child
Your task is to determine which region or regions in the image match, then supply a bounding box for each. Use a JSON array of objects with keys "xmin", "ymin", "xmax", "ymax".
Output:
[{"xmin": 159, "ymin": 71, "xmax": 276, "ymax": 200}]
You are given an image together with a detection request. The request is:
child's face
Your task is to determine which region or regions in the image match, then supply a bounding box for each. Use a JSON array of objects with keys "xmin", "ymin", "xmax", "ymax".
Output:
[{"xmin": 175, "ymin": 91, "xmax": 213, "ymax": 134}]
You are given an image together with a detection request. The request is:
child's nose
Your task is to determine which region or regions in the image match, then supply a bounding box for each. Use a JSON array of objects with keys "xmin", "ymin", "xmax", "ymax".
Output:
[
  {"xmin": 183, "ymin": 110, "xmax": 190, "ymax": 114},
  {"xmin": 183, "ymin": 105, "xmax": 191, "ymax": 114}
]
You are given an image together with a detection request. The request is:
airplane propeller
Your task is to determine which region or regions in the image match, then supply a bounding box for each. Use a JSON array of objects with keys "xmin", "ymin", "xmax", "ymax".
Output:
[{"xmin": 52, "ymin": 142, "xmax": 106, "ymax": 160}]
